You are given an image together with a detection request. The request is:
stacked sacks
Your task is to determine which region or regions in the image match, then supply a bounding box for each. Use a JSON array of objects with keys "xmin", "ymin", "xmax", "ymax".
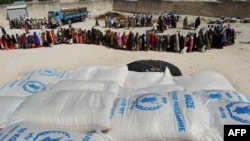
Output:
[
  {"xmin": 173, "ymin": 71, "xmax": 236, "ymax": 92},
  {"xmin": 69, "ymin": 65, "xmax": 129, "ymax": 87},
  {"xmin": 192, "ymin": 89, "xmax": 250, "ymax": 141},
  {"xmin": 6, "ymin": 89, "xmax": 119, "ymax": 133},
  {"xmin": 109, "ymin": 91, "xmax": 213, "ymax": 141},
  {"xmin": 0, "ymin": 68, "xmax": 71, "ymax": 97},
  {"xmin": 0, "ymin": 65, "xmax": 249, "ymax": 141},
  {"xmin": 0, "ymin": 121, "xmax": 108, "ymax": 141},
  {"xmin": 0, "ymin": 96, "xmax": 26, "ymax": 128},
  {"xmin": 174, "ymin": 71, "xmax": 250, "ymax": 140},
  {"xmin": 119, "ymin": 67, "xmax": 180, "ymax": 97},
  {"xmin": 124, "ymin": 67, "xmax": 174, "ymax": 89},
  {"xmin": 22, "ymin": 68, "xmax": 71, "ymax": 83}
]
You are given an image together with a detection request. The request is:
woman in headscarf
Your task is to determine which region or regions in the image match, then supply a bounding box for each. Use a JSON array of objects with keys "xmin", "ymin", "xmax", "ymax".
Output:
[
  {"xmin": 33, "ymin": 31, "xmax": 41, "ymax": 48},
  {"xmin": 41, "ymin": 32, "xmax": 48, "ymax": 47},
  {"xmin": 141, "ymin": 34, "xmax": 146, "ymax": 51},
  {"xmin": 51, "ymin": 29, "xmax": 58, "ymax": 45},
  {"xmin": 122, "ymin": 31, "xmax": 127, "ymax": 49},
  {"xmin": 117, "ymin": 32, "xmax": 122, "ymax": 49},
  {"xmin": 27, "ymin": 34, "xmax": 34, "ymax": 48},
  {"xmin": 134, "ymin": 32, "xmax": 139, "ymax": 51},
  {"xmin": 109, "ymin": 31, "xmax": 114, "ymax": 48},
  {"xmin": 149, "ymin": 31, "xmax": 156, "ymax": 50},
  {"xmin": 6, "ymin": 35, "xmax": 15, "ymax": 49},
  {"xmin": 15, "ymin": 33, "xmax": 21, "ymax": 49},
  {"xmin": 183, "ymin": 16, "xmax": 188, "ymax": 29},
  {"xmin": 11, "ymin": 34, "xmax": 18, "ymax": 49},
  {"xmin": 189, "ymin": 35, "xmax": 194, "ymax": 52},
  {"xmin": 0, "ymin": 36, "xmax": 6, "ymax": 50},
  {"xmin": 46, "ymin": 30, "xmax": 53, "ymax": 46},
  {"xmin": 57, "ymin": 28, "xmax": 63, "ymax": 44},
  {"xmin": 82, "ymin": 29, "xmax": 87, "ymax": 44}
]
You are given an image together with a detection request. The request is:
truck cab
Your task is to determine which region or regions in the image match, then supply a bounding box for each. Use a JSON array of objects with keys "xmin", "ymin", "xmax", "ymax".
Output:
[
  {"xmin": 48, "ymin": 7, "xmax": 88, "ymax": 25},
  {"xmin": 48, "ymin": 9, "xmax": 63, "ymax": 22}
]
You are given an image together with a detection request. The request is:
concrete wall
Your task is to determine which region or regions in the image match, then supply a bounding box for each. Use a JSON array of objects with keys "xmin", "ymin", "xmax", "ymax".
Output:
[
  {"xmin": 113, "ymin": 0, "xmax": 250, "ymax": 18},
  {"xmin": 0, "ymin": 0, "xmax": 249, "ymax": 20},
  {"xmin": 0, "ymin": 0, "xmax": 113, "ymax": 19}
]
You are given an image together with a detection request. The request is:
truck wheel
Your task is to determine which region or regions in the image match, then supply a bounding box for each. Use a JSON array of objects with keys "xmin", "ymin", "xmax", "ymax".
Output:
[
  {"xmin": 81, "ymin": 17, "xmax": 86, "ymax": 22},
  {"xmin": 127, "ymin": 59, "xmax": 182, "ymax": 76}
]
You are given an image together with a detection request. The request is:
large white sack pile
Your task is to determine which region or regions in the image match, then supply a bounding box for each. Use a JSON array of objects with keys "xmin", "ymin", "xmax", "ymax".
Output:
[{"xmin": 0, "ymin": 65, "xmax": 250, "ymax": 141}]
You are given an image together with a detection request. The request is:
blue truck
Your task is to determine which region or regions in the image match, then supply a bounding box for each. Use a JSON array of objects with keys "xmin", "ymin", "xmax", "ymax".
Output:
[{"xmin": 48, "ymin": 7, "xmax": 88, "ymax": 26}]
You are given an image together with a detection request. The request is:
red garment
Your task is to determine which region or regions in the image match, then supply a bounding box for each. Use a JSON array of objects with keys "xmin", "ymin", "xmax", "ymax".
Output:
[
  {"xmin": 46, "ymin": 31, "xmax": 53, "ymax": 45},
  {"xmin": 149, "ymin": 32, "xmax": 156, "ymax": 46},
  {"xmin": 20, "ymin": 34, "xmax": 25, "ymax": 48},
  {"xmin": 0, "ymin": 38, "xmax": 6, "ymax": 49},
  {"xmin": 51, "ymin": 31, "xmax": 58, "ymax": 44}
]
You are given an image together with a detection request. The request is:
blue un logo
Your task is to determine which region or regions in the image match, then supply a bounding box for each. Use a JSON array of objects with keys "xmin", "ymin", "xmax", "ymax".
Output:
[
  {"xmin": 22, "ymin": 81, "xmax": 46, "ymax": 94},
  {"xmin": 226, "ymin": 102, "xmax": 250, "ymax": 124},
  {"xmin": 39, "ymin": 69, "xmax": 57, "ymax": 76},
  {"xmin": 135, "ymin": 93, "xmax": 167, "ymax": 111},
  {"xmin": 27, "ymin": 130, "xmax": 71, "ymax": 141}
]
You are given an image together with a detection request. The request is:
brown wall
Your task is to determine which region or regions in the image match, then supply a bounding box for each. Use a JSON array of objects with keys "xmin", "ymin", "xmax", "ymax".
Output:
[
  {"xmin": 1, "ymin": 0, "xmax": 249, "ymax": 20},
  {"xmin": 0, "ymin": 0, "xmax": 113, "ymax": 19},
  {"xmin": 113, "ymin": 0, "xmax": 250, "ymax": 18}
]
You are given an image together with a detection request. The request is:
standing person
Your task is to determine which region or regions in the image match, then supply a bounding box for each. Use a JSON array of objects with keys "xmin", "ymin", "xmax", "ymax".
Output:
[
  {"xmin": 57, "ymin": 28, "xmax": 63, "ymax": 44},
  {"xmin": 105, "ymin": 16, "xmax": 108, "ymax": 28},
  {"xmin": 15, "ymin": 33, "xmax": 21, "ymax": 49},
  {"xmin": 95, "ymin": 17, "xmax": 100, "ymax": 26},
  {"xmin": 183, "ymin": 16, "xmax": 188, "ymax": 29},
  {"xmin": 122, "ymin": 31, "xmax": 127, "ymax": 49},
  {"xmin": 195, "ymin": 16, "xmax": 201, "ymax": 30},
  {"xmin": 141, "ymin": 34, "xmax": 146, "ymax": 51},
  {"xmin": 149, "ymin": 31, "xmax": 156, "ymax": 50},
  {"xmin": 11, "ymin": 34, "xmax": 18, "ymax": 49},
  {"xmin": 0, "ymin": 26, "xmax": 7, "ymax": 36},
  {"xmin": 24, "ymin": 20, "xmax": 30, "ymax": 34},
  {"xmin": 68, "ymin": 19, "xmax": 72, "ymax": 29},
  {"xmin": 189, "ymin": 35, "xmax": 194, "ymax": 52},
  {"xmin": 33, "ymin": 31, "xmax": 41, "ymax": 48},
  {"xmin": 0, "ymin": 36, "xmax": 4, "ymax": 50},
  {"xmin": 51, "ymin": 29, "xmax": 58, "ymax": 45},
  {"xmin": 117, "ymin": 32, "xmax": 122, "ymax": 49},
  {"xmin": 46, "ymin": 30, "xmax": 53, "ymax": 46},
  {"xmin": 174, "ymin": 32, "xmax": 180, "ymax": 52}
]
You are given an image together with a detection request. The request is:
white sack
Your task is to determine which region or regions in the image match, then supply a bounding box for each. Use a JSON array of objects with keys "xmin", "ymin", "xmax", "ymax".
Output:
[
  {"xmin": 22, "ymin": 68, "xmax": 71, "ymax": 83},
  {"xmin": 0, "ymin": 79, "xmax": 53, "ymax": 97},
  {"xmin": 109, "ymin": 91, "xmax": 211, "ymax": 141},
  {"xmin": 0, "ymin": 96, "xmax": 26, "ymax": 128},
  {"xmin": 8, "ymin": 90, "xmax": 117, "ymax": 133},
  {"xmin": 124, "ymin": 67, "xmax": 174, "ymax": 89},
  {"xmin": 173, "ymin": 71, "xmax": 236, "ymax": 91},
  {"xmin": 119, "ymin": 84, "xmax": 184, "ymax": 97},
  {"xmin": 193, "ymin": 89, "xmax": 249, "ymax": 105},
  {"xmin": 50, "ymin": 79, "xmax": 119, "ymax": 94},
  {"xmin": 204, "ymin": 101, "xmax": 250, "ymax": 141},
  {"xmin": 70, "ymin": 65, "xmax": 128, "ymax": 87},
  {"xmin": 0, "ymin": 121, "xmax": 108, "ymax": 141}
]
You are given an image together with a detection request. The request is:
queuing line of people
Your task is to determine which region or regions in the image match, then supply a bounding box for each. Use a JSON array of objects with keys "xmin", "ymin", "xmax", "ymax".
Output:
[
  {"xmin": 9, "ymin": 15, "xmax": 56, "ymax": 30},
  {"xmin": 0, "ymin": 21, "xmax": 236, "ymax": 52}
]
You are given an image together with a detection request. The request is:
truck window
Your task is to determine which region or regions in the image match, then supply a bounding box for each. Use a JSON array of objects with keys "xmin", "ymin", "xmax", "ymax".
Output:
[{"xmin": 55, "ymin": 12, "xmax": 59, "ymax": 16}]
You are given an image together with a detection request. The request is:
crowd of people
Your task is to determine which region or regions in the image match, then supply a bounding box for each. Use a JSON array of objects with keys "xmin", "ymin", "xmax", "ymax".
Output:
[
  {"xmin": 9, "ymin": 15, "xmax": 58, "ymax": 30},
  {"xmin": 1, "ymin": 12, "xmax": 236, "ymax": 52},
  {"xmin": 102, "ymin": 12, "xmax": 181, "ymax": 31}
]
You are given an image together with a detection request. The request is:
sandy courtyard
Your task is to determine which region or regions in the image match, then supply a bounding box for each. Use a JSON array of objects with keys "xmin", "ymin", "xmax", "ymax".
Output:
[{"xmin": 0, "ymin": 12, "xmax": 250, "ymax": 97}]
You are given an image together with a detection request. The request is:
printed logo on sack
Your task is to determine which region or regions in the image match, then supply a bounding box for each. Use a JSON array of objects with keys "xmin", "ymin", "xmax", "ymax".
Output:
[
  {"xmin": 30, "ymin": 131, "xmax": 71, "ymax": 141},
  {"xmin": 39, "ymin": 69, "xmax": 57, "ymax": 76},
  {"xmin": 226, "ymin": 102, "xmax": 250, "ymax": 124},
  {"xmin": 135, "ymin": 93, "xmax": 167, "ymax": 111},
  {"xmin": 209, "ymin": 92, "xmax": 223, "ymax": 100},
  {"xmin": 22, "ymin": 81, "xmax": 46, "ymax": 94}
]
